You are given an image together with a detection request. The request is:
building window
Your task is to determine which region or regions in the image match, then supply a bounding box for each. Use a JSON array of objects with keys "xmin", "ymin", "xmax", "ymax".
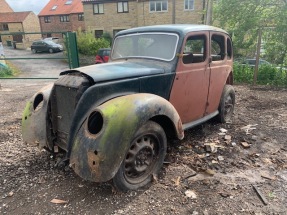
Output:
[
  {"xmin": 150, "ymin": 0, "xmax": 168, "ymax": 12},
  {"xmin": 118, "ymin": 1, "xmax": 128, "ymax": 13},
  {"xmin": 78, "ymin": 13, "xmax": 84, "ymax": 21},
  {"xmin": 1, "ymin": 24, "xmax": 9, "ymax": 31},
  {"xmin": 93, "ymin": 4, "xmax": 104, "ymax": 14},
  {"xmin": 184, "ymin": 0, "xmax": 194, "ymax": 10},
  {"xmin": 44, "ymin": 16, "xmax": 51, "ymax": 23},
  {"xmin": 65, "ymin": 0, "xmax": 73, "ymax": 5},
  {"xmin": 60, "ymin": 15, "xmax": 70, "ymax": 22},
  {"xmin": 51, "ymin": 5, "xmax": 57, "ymax": 10},
  {"xmin": 95, "ymin": 30, "xmax": 103, "ymax": 38}
]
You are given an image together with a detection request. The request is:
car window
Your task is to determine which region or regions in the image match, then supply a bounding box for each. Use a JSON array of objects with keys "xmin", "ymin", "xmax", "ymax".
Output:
[
  {"xmin": 112, "ymin": 33, "xmax": 179, "ymax": 61},
  {"xmin": 183, "ymin": 35, "xmax": 207, "ymax": 64},
  {"xmin": 211, "ymin": 34, "xmax": 225, "ymax": 61}
]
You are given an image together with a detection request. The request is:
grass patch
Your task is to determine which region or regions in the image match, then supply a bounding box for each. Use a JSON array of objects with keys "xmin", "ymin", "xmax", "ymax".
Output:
[{"xmin": 0, "ymin": 61, "xmax": 20, "ymax": 77}]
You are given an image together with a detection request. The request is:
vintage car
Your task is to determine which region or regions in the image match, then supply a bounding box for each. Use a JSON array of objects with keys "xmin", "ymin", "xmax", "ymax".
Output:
[{"xmin": 22, "ymin": 25, "xmax": 234, "ymax": 191}]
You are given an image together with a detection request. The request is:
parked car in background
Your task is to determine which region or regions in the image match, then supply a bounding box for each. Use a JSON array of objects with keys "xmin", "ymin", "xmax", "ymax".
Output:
[
  {"xmin": 238, "ymin": 58, "xmax": 271, "ymax": 67},
  {"xmin": 31, "ymin": 40, "xmax": 63, "ymax": 53},
  {"xmin": 22, "ymin": 25, "xmax": 234, "ymax": 191},
  {"xmin": 95, "ymin": 48, "xmax": 111, "ymax": 64}
]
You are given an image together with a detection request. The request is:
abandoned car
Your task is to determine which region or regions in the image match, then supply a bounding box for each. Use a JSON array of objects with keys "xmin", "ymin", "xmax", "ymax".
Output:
[{"xmin": 22, "ymin": 25, "xmax": 234, "ymax": 191}]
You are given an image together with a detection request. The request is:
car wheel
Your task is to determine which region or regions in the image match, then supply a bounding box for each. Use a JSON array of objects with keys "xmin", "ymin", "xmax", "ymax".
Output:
[
  {"xmin": 48, "ymin": 48, "xmax": 54, "ymax": 53},
  {"xmin": 113, "ymin": 121, "xmax": 167, "ymax": 192},
  {"xmin": 32, "ymin": 49, "xmax": 36, "ymax": 54},
  {"xmin": 217, "ymin": 85, "xmax": 235, "ymax": 123}
]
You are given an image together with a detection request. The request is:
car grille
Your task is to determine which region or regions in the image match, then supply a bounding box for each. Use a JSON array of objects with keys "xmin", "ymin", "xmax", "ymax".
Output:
[{"xmin": 50, "ymin": 74, "xmax": 90, "ymax": 150}]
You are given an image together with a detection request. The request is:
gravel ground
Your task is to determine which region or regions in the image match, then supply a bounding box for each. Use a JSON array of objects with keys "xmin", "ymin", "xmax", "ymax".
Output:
[{"xmin": 0, "ymin": 47, "xmax": 287, "ymax": 214}]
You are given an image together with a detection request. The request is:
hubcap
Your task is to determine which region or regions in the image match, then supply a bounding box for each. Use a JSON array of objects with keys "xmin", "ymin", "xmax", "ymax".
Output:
[{"xmin": 124, "ymin": 135, "xmax": 158, "ymax": 184}]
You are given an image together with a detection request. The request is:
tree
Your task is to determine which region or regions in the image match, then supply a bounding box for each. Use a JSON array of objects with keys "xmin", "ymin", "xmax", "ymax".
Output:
[{"xmin": 214, "ymin": 0, "xmax": 287, "ymax": 66}]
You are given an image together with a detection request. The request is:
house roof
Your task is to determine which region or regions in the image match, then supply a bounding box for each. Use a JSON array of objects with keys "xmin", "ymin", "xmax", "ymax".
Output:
[
  {"xmin": 38, "ymin": 0, "xmax": 83, "ymax": 16},
  {"xmin": 0, "ymin": 12, "xmax": 31, "ymax": 23},
  {"xmin": 0, "ymin": 0, "xmax": 14, "ymax": 13}
]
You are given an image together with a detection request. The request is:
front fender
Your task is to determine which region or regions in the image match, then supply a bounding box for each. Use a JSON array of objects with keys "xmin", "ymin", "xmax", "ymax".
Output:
[
  {"xmin": 22, "ymin": 84, "xmax": 53, "ymax": 149},
  {"xmin": 69, "ymin": 93, "xmax": 184, "ymax": 182}
]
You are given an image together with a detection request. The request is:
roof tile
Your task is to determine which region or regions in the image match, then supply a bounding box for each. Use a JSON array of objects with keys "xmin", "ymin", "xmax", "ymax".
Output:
[
  {"xmin": 0, "ymin": 12, "xmax": 31, "ymax": 23},
  {"xmin": 38, "ymin": 0, "xmax": 83, "ymax": 16}
]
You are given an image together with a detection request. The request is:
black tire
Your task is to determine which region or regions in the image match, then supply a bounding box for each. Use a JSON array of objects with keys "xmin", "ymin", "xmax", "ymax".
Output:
[
  {"xmin": 32, "ymin": 49, "xmax": 36, "ymax": 54},
  {"xmin": 217, "ymin": 85, "xmax": 235, "ymax": 123},
  {"xmin": 113, "ymin": 121, "xmax": 167, "ymax": 192},
  {"xmin": 48, "ymin": 48, "xmax": 53, "ymax": 53}
]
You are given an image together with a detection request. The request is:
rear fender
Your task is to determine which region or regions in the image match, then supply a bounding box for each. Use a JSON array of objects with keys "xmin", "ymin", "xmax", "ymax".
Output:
[
  {"xmin": 22, "ymin": 84, "xmax": 53, "ymax": 149},
  {"xmin": 69, "ymin": 93, "xmax": 184, "ymax": 182}
]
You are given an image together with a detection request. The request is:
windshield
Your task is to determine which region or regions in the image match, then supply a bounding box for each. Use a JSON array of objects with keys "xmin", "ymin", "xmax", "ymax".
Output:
[{"xmin": 111, "ymin": 33, "xmax": 179, "ymax": 61}]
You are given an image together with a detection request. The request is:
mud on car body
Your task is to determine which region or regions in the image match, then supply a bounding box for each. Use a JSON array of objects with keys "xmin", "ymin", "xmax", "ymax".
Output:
[{"xmin": 22, "ymin": 25, "xmax": 235, "ymax": 191}]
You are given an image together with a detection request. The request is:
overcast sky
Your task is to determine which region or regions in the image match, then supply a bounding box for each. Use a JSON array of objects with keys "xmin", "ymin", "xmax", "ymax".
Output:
[{"xmin": 6, "ymin": 0, "xmax": 50, "ymax": 14}]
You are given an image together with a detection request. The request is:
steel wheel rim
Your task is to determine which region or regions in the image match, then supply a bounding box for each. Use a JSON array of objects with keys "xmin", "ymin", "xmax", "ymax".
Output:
[
  {"xmin": 224, "ymin": 94, "xmax": 234, "ymax": 120},
  {"xmin": 124, "ymin": 134, "xmax": 159, "ymax": 184}
]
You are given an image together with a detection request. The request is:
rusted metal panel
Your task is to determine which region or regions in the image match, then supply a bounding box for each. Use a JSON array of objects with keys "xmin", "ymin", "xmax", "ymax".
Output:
[
  {"xmin": 69, "ymin": 93, "xmax": 183, "ymax": 182},
  {"xmin": 22, "ymin": 84, "xmax": 53, "ymax": 149},
  {"xmin": 205, "ymin": 33, "xmax": 233, "ymax": 115},
  {"xmin": 169, "ymin": 31, "xmax": 210, "ymax": 123}
]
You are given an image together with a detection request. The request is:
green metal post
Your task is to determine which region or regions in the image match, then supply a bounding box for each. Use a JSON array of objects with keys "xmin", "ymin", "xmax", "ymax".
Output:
[{"xmin": 66, "ymin": 32, "xmax": 80, "ymax": 69}]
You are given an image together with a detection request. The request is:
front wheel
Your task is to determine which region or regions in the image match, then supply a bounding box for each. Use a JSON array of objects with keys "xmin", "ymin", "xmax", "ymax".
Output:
[
  {"xmin": 48, "ymin": 48, "xmax": 54, "ymax": 53},
  {"xmin": 31, "ymin": 49, "xmax": 36, "ymax": 54},
  {"xmin": 217, "ymin": 85, "xmax": 235, "ymax": 123},
  {"xmin": 113, "ymin": 121, "xmax": 167, "ymax": 191}
]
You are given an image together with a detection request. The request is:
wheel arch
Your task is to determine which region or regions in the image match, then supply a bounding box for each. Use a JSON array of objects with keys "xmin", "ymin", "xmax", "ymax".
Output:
[
  {"xmin": 69, "ymin": 93, "xmax": 184, "ymax": 182},
  {"xmin": 150, "ymin": 115, "xmax": 180, "ymax": 140}
]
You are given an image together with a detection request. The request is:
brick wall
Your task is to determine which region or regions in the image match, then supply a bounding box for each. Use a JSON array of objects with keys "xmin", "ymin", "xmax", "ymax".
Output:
[
  {"xmin": 84, "ymin": 0, "xmax": 205, "ymax": 36},
  {"xmin": 39, "ymin": 14, "xmax": 85, "ymax": 38},
  {"xmin": 84, "ymin": 1, "xmax": 138, "ymax": 37},
  {"xmin": 0, "ymin": 23, "xmax": 23, "ymax": 46},
  {"xmin": 22, "ymin": 12, "xmax": 42, "ymax": 46}
]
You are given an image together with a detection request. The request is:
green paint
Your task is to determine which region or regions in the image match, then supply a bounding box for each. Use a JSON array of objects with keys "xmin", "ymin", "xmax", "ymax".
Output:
[{"xmin": 22, "ymin": 101, "xmax": 32, "ymax": 128}]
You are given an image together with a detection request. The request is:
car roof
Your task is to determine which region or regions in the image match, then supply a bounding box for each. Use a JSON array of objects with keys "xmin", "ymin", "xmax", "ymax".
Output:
[{"xmin": 116, "ymin": 24, "xmax": 229, "ymax": 37}]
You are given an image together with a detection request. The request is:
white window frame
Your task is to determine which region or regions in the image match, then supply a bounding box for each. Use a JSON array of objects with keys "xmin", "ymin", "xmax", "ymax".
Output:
[
  {"xmin": 118, "ymin": 1, "xmax": 129, "ymax": 13},
  {"xmin": 93, "ymin": 3, "xmax": 104, "ymax": 14},
  {"xmin": 184, "ymin": 0, "xmax": 194, "ymax": 11},
  {"xmin": 149, "ymin": 0, "xmax": 168, "ymax": 12}
]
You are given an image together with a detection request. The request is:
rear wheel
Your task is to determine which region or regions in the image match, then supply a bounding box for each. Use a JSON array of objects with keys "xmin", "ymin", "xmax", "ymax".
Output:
[
  {"xmin": 113, "ymin": 121, "xmax": 167, "ymax": 191},
  {"xmin": 48, "ymin": 48, "xmax": 53, "ymax": 53},
  {"xmin": 217, "ymin": 85, "xmax": 235, "ymax": 123}
]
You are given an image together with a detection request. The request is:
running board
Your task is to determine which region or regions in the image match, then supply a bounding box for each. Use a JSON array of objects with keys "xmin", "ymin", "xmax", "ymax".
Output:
[{"xmin": 183, "ymin": 111, "xmax": 219, "ymax": 130}]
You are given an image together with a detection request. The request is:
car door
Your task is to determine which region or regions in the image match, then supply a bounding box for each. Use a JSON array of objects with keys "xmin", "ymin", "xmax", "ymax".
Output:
[
  {"xmin": 205, "ymin": 32, "xmax": 233, "ymax": 115},
  {"xmin": 169, "ymin": 32, "xmax": 210, "ymax": 125}
]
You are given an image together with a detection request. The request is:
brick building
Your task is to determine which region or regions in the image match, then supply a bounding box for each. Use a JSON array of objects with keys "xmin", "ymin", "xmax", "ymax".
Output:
[
  {"xmin": 0, "ymin": 12, "xmax": 41, "ymax": 48},
  {"xmin": 38, "ymin": 0, "xmax": 86, "ymax": 38},
  {"xmin": 82, "ymin": 0, "xmax": 206, "ymax": 38}
]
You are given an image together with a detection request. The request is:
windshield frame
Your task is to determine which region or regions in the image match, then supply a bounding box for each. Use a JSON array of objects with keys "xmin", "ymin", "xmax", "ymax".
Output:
[{"xmin": 111, "ymin": 32, "xmax": 179, "ymax": 62}]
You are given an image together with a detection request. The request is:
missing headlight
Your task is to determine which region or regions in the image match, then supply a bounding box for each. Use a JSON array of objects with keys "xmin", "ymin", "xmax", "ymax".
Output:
[{"xmin": 87, "ymin": 111, "xmax": 103, "ymax": 135}]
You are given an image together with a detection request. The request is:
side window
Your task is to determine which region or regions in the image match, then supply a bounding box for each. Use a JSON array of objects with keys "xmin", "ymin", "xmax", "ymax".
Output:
[
  {"xmin": 227, "ymin": 38, "xmax": 232, "ymax": 59},
  {"xmin": 211, "ymin": 34, "xmax": 225, "ymax": 61},
  {"xmin": 183, "ymin": 35, "xmax": 206, "ymax": 64}
]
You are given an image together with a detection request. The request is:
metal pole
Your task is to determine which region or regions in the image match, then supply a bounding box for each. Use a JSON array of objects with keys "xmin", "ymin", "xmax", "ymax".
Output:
[
  {"xmin": 253, "ymin": 28, "xmax": 262, "ymax": 85},
  {"xmin": 206, "ymin": 0, "xmax": 213, "ymax": 25}
]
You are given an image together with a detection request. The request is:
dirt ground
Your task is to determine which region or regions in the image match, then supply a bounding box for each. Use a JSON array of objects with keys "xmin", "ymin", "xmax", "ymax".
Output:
[{"xmin": 0, "ymin": 79, "xmax": 287, "ymax": 214}]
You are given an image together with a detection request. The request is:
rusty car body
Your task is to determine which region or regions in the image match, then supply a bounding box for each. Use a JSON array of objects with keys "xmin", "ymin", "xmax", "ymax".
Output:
[{"xmin": 22, "ymin": 25, "xmax": 235, "ymax": 191}]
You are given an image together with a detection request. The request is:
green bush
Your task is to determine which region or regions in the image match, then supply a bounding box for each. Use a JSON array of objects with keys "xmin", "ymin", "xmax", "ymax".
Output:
[
  {"xmin": 233, "ymin": 62, "xmax": 287, "ymax": 87},
  {"xmin": 77, "ymin": 31, "xmax": 110, "ymax": 56},
  {"xmin": 0, "ymin": 66, "xmax": 13, "ymax": 77}
]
